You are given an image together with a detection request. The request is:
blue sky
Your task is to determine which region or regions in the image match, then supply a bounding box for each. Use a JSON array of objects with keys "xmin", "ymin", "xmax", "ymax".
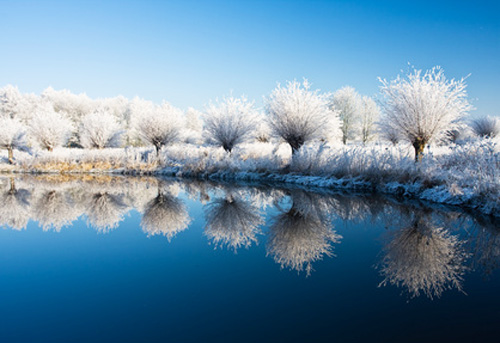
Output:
[{"xmin": 1, "ymin": 0, "xmax": 499, "ymax": 116}]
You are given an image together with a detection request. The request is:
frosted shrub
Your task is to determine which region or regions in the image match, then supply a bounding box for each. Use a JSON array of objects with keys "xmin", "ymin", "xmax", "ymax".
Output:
[
  {"xmin": 79, "ymin": 110, "xmax": 124, "ymax": 149},
  {"xmin": 0, "ymin": 117, "xmax": 28, "ymax": 164},
  {"xmin": 380, "ymin": 67, "xmax": 472, "ymax": 161},
  {"xmin": 137, "ymin": 102, "xmax": 184, "ymax": 154},
  {"xmin": 203, "ymin": 96, "xmax": 258, "ymax": 152},
  {"xmin": 29, "ymin": 104, "xmax": 73, "ymax": 151},
  {"xmin": 266, "ymin": 80, "xmax": 339, "ymax": 154}
]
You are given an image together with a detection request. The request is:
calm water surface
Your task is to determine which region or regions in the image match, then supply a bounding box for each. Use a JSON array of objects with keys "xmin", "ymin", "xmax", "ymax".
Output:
[{"xmin": 0, "ymin": 175, "xmax": 498, "ymax": 342}]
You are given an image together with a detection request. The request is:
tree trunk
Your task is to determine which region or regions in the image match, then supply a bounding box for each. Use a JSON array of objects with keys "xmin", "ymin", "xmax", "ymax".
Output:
[
  {"xmin": 9, "ymin": 178, "xmax": 16, "ymax": 195},
  {"xmin": 413, "ymin": 138, "xmax": 426, "ymax": 162},
  {"xmin": 289, "ymin": 137, "xmax": 304, "ymax": 155},
  {"xmin": 7, "ymin": 146, "xmax": 14, "ymax": 164}
]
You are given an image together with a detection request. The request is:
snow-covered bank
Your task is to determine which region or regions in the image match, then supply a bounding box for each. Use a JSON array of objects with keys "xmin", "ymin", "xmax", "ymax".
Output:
[{"xmin": 1, "ymin": 139, "xmax": 499, "ymax": 217}]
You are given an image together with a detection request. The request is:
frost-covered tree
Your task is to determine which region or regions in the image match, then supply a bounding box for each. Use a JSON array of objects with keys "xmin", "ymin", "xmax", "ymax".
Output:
[
  {"xmin": 359, "ymin": 96, "xmax": 380, "ymax": 145},
  {"xmin": 0, "ymin": 85, "xmax": 24, "ymax": 119},
  {"xmin": 79, "ymin": 110, "xmax": 124, "ymax": 149},
  {"xmin": 41, "ymin": 87, "xmax": 95, "ymax": 123},
  {"xmin": 266, "ymin": 80, "xmax": 337, "ymax": 154},
  {"xmin": 0, "ymin": 117, "xmax": 28, "ymax": 164},
  {"xmin": 184, "ymin": 107, "xmax": 204, "ymax": 144},
  {"xmin": 379, "ymin": 67, "xmax": 472, "ymax": 161},
  {"xmin": 126, "ymin": 97, "xmax": 155, "ymax": 146},
  {"xmin": 470, "ymin": 116, "xmax": 500, "ymax": 139},
  {"xmin": 29, "ymin": 104, "xmax": 73, "ymax": 151},
  {"xmin": 331, "ymin": 86, "xmax": 360, "ymax": 145},
  {"xmin": 136, "ymin": 101, "xmax": 184, "ymax": 154},
  {"xmin": 203, "ymin": 96, "xmax": 258, "ymax": 152},
  {"xmin": 204, "ymin": 193, "xmax": 263, "ymax": 251},
  {"xmin": 378, "ymin": 218, "xmax": 467, "ymax": 299}
]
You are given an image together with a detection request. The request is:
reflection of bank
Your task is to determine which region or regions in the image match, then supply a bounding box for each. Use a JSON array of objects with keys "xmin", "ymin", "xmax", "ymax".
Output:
[
  {"xmin": 204, "ymin": 192, "xmax": 263, "ymax": 252},
  {"xmin": 267, "ymin": 191, "xmax": 342, "ymax": 276},
  {"xmin": 378, "ymin": 215, "xmax": 468, "ymax": 299},
  {"xmin": 141, "ymin": 183, "xmax": 191, "ymax": 241},
  {"xmin": 0, "ymin": 178, "xmax": 30, "ymax": 230},
  {"xmin": 468, "ymin": 216, "xmax": 500, "ymax": 277}
]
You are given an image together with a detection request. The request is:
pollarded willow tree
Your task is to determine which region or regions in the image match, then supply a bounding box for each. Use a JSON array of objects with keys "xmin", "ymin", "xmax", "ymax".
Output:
[
  {"xmin": 0, "ymin": 117, "xmax": 28, "ymax": 164},
  {"xmin": 203, "ymin": 96, "xmax": 258, "ymax": 152},
  {"xmin": 266, "ymin": 80, "xmax": 338, "ymax": 155},
  {"xmin": 379, "ymin": 67, "xmax": 472, "ymax": 162},
  {"xmin": 136, "ymin": 101, "xmax": 185, "ymax": 155},
  {"xmin": 29, "ymin": 104, "xmax": 73, "ymax": 151},
  {"xmin": 79, "ymin": 110, "xmax": 124, "ymax": 149}
]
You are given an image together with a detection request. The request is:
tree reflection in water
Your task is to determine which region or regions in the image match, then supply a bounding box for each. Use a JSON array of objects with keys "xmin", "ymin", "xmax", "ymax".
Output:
[
  {"xmin": 0, "ymin": 175, "xmax": 498, "ymax": 291},
  {"xmin": 85, "ymin": 192, "xmax": 128, "ymax": 233},
  {"xmin": 141, "ymin": 184, "xmax": 191, "ymax": 241},
  {"xmin": 267, "ymin": 191, "xmax": 342, "ymax": 276},
  {"xmin": 378, "ymin": 214, "xmax": 468, "ymax": 299},
  {"xmin": 33, "ymin": 190, "xmax": 80, "ymax": 232},
  {"xmin": 204, "ymin": 192, "xmax": 263, "ymax": 251},
  {"xmin": 0, "ymin": 178, "xmax": 31, "ymax": 230}
]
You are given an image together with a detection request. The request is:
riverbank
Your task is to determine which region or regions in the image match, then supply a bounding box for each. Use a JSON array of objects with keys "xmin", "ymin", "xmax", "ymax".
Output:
[{"xmin": 1, "ymin": 139, "xmax": 499, "ymax": 217}]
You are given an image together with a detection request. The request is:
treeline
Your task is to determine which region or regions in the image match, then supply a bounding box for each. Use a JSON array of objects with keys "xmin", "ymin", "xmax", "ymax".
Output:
[{"xmin": 0, "ymin": 66, "xmax": 499, "ymax": 164}]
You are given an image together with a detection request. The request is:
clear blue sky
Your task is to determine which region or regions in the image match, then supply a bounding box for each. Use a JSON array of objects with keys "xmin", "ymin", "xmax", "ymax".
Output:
[{"xmin": 1, "ymin": 0, "xmax": 499, "ymax": 116}]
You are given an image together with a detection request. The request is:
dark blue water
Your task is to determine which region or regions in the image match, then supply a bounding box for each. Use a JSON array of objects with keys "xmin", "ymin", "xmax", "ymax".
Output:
[{"xmin": 0, "ymin": 176, "xmax": 498, "ymax": 342}]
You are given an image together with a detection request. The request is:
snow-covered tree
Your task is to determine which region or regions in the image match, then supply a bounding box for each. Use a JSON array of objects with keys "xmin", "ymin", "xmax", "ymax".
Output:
[
  {"xmin": 136, "ymin": 101, "xmax": 184, "ymax": 154},
  {"xmin": 359, "ymin": 96, "xmax": 380, "ymax": 145},
  {"xmin": 41, "ymin": 87, "xmax": 95, "ymax": 123},
  {"xmin": 184, "ymin": 107, "xmax": 204, "ymax": 144},
  {"xmin": 203, "ymin": 96, "xmax": 258, "ymax": 152},
  {"xmin": 79, "ymin": 110, "xmax": 124, "ymax": 149},
  {"xmin": 331, "ymin": 86, "xmax": 360, "ymax": 145},
  {"xmin": 266, "ymin": 80, "xmax": 337, "ymax": 154},
  {"xmin": 204, "ymin": 193, "xmax": 263, "ymax": 251},
  {"xmin": 29, "ymin": 103, "xmax": 73, "ymax": 151},
  {"xmin": 0, "ymin": 85, "xmax": 24, "ymax": 119},
  {"xmin": 379, "ymin": 67, "xmax": 472, "ymax": 161},
  {"xmin": 470, "ymin": 116, "xmax": 500, "ymax": 139},
  {"xmin": 0, "ymin": 117, "xmax": 28, "ymax": 164},
  {"xmin": 126, "ymin": 97, "xmax": 155, "ymax": 146}
]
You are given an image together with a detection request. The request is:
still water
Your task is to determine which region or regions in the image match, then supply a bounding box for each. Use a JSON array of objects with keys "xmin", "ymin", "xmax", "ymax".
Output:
[{"xmin": 0, "ymin": 175, "xmax": 498, "ymax": 342}]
